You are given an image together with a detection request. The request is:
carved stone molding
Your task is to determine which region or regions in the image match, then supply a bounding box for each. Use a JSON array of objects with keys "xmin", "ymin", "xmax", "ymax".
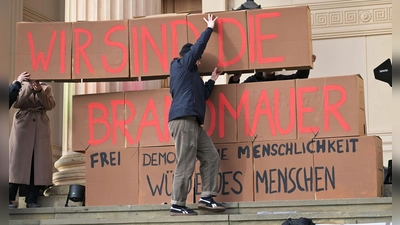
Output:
[
  {"xmin": 258, "ymin": 0, "xmax": 392, "ymax": 39},
  {"xmin": 310, "ymin": 3, "xmax": 392, "ymax": 39},
  {"xmin": 312, "ymin": 5, "xmax": 391, "ymax": 26}
]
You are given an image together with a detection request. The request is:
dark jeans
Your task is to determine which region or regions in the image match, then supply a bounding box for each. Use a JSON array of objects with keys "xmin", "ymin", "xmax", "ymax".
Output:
[{"xmin": 9, "ymin": 154, "xmax": 39, "ymax": 204}]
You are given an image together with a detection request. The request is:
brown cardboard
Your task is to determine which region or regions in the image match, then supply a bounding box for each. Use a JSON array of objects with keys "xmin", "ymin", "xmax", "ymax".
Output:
[
  {"xmin": 124, "ymin": 88, "xmax": 174, "ymax": 147},
  {"xmin": 203, "ymin": 84, "xmax": 238, "ymax": 144},
  {"xmin": 194, "ymin": 143, "xmax": 253, "ymax": 203},
  {"xmin": 296, "ymin": 74, "xmax": 366, "ymax": 139},
  {"xmin": 72, "ymin": 92, "xmax": 126, "ymax": 150},
  {"xmin": 253, "ymin": 139, "xmax": 315, "ymax": 201},
  {"xmin": 15, "ymin": 6, "xmax": 312, "ymax": 81},
  {"xmin": 138, "ymin": 146, "xmax": 194, "ymax": 204},
  {"xmin": 246, "ymin": 6, "xmax": 313, "ymax": 71},
  {"xmin": 15, "ymin": 22, "xmax": 72, "ymax": 81},
  {"xmin": 129, "ymin": 14, "xmax": 188, "ymax": 79},
  {"xmin": 187, "ymin": 11, "xmax": 249, "ymax": 74},
  {"xmin": 85, "ymin": 147, "xmax": 139, "ymax": 206},
  {"xmin": 72, "ymin": 20, "xmax": 129, "ymax": 80},
  {"xmin": 236, "ymin": 80, "xmax": 297, "ymax": 142},
  {"xmin": 314, "ymin": 136, "xmax": 384, "ymax": 199}
]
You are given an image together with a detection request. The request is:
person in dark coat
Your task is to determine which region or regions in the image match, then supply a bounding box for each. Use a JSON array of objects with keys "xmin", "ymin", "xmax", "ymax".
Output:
[
  {"xmin": 228, "ymin": 54, "xmax": 317, "ymax": 83},
  {"xmin": 9, "ymin": 71, "xmax": 30, "ymax": 109},
  {"xmin": 168, "ymin": 14, "xmax": 225, "ymax": 216},
  {"xmin": 9, "ymin": 79, "xmax": 56, "ymax": 209}
]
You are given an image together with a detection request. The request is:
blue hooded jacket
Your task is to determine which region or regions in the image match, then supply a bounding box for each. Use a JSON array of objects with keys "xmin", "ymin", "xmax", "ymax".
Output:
[{"xmin": 168, "ymin": 27, "xmax": 215, "ymax": 125}]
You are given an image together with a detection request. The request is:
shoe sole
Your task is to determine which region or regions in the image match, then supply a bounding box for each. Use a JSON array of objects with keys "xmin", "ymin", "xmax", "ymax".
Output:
[
  {"xmin": 198, "ymin": 204, "xmax": 226, "ymax": 213},
  {"xmin": 170, "ymin": 212, "xmax": 198, "ymax": 216}
]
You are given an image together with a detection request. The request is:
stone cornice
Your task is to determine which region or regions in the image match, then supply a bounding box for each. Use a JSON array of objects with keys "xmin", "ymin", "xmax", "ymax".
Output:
[
  {"xmin": 305, "ymin": 0, "xmax": 392, "ymax": 10},
  {"xmin": 263, "ymin": 0, "xmax": 392, "ymax": 39},
  {"xmin": 310, "ymin": 3, "xmax": 392, "ymax": 39},
  {"xmin": 23, "ymin": 1, "xmax": 391, "ymax": 39}
]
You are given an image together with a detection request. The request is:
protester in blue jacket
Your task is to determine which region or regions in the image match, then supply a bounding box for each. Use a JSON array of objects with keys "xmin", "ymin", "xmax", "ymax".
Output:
[
  {"xmin": 168, "ymin": 14, "xmax": 225, "ymax": 216},
  {"xmin": 9, "ymin": 72, "xmax": 30, "ymax": 109}
]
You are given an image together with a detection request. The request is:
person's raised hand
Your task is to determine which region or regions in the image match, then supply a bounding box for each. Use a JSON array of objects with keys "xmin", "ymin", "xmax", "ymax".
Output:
[
  {"xmin": 203, "ymin": 14, "xmax": 218, "ymax": 29},
  {"xmin": 312, "ymin": 54, "xmax": 317, "ymax": 63},
  {"xmin": 29, "ymin": 80, "xmax": 42, "ymax": 92},
  {"xmin": 17, "ymin": 71, "xmax": 30, "ymax": 83},
  {"xmin": 211, "ymin": 67, "xmax": 222, "ymax": 81}
]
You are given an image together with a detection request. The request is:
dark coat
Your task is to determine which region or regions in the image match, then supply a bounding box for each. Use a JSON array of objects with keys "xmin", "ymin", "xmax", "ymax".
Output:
[
  {"xmin": 228, "ymin": 70, "xmax": 310, "ymax": 83},
  {"xmin": 9, "ymin": 82, "xmax": 56, "ymax": 185},
  {"xmin": 9, "ymin": 81, "xmax": 22, "ymax": 109},
  {"xmin": 168, "ymin": 27, "xmax": 215, "ymax": 125}
]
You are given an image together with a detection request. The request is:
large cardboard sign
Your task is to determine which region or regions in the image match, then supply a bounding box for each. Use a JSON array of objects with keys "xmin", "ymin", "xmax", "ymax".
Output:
[
  {"xmin": 187, "ymin": 11, "xmax": 249, "ymax": 74},
  {"xmin": 236, "ymin": 80, "xmax": 297, "ymax": 142},
  {"xmin": 138, "ymin": 146, "xmax": 194, "ymax": 204},
  {"xmin": 314, "ymin": 136, "xmax": 383, "ymax": 199},
  {"xmin": 253, "ymin": 136, "xmax": 383, "ymax": 201},
  {"xmin": 15, "ymin": 22, "xmax": 72, "ymax": 81},
  {"xmin": 204, "ymin": 84, "xmax": 238, "ymax": 144},
  {"xmin": 296, "ymin": 75, "xmax": 366, "ymax": 139},
  {"xmin": 85, "ymin": 147, "xmax": 139, "ymax": 206},
  {"xmin": 125, "ymin": 89, "xmax": 174, "ymax": 147},
  {"xmin": 194, "ymin": 143, "xmax": 254, "ymax": 203},
  {"xmin": 247, "ymin": 6, "xmax": 312, "ymax": 71},
  {"xmin": 72, "ymin": 92, "xmax": 127, "ymax": 150},
  {"xmin": 253, "ymin": 139, "xmax": 315, "ymax": 201},
  {"xmin": 72, "ymin": 20, "xmax": 130, "ymax": 80},
  {"xmin": 16, "ymin": 6, "xmax": 312, "ymax": 81},
  {"xmin": 72, "ymin": 75, "xmax": 366, "ymax": 150},
  {"xmin": 129, "ymin": 14, "xmax": 188, "ymax": 79}
]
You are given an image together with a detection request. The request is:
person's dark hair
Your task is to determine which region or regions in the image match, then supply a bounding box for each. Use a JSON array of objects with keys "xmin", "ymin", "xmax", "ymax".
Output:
[{"xmin": 179, "ymin": 43, "xmax": 193, "ymax": 57}]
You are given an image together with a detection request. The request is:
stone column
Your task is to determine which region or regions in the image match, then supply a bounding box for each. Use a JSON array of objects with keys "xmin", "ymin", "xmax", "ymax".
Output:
[{"xmin": 46, "ymin": 0, "xmax": 163, "ymax": 203}]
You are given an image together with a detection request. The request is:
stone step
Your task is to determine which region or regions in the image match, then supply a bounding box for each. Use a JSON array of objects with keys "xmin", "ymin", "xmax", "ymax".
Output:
[
  {"xmin": 15, "ymin": 184, "xmax": 393, "ymax": 209},
  {"xmin": 9, "ymin": 197, "xmax": 392, "ymax": 225},
  {"xmin": 9, "ymin": 210, "xmax": 392, "ymax": 225}
]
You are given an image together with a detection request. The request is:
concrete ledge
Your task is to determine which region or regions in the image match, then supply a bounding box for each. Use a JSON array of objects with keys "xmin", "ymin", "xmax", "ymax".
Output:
[
  {"xmin": 9, "ymin": 197, "xmax": 392, "ymax": 225},
  {"xmin": 10, "ymin": 215, "xmax": 230, "ymax": 225},
  {"xmin": 9, "ymin": 211, "xmax": 392, "ymax": 225}
]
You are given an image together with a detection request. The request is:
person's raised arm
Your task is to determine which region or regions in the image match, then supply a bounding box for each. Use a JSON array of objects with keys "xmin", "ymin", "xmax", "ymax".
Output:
[
  {"xmin": 181, "ymin": 14, "xmax": 218, "ymax": 68},
  {"xmin": 204, "ymin": 67, "xmax": 222, "ymax": 100}
]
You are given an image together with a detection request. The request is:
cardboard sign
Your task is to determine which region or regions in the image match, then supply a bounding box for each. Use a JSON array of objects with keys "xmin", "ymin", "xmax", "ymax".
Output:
[
  {"xmin": 204, "ymin": 84, "xmax": 238, "ymax": 144},
  {"xmin": 314, "ymin": 136, "xmax": 383, "ymax": 199},
  {"xmin": 15, "ymin": 6, "xmax": 312, "ymax": 81},
  {"xmin": 85, "ymin": 147, "xmax": 139, "ymax": 206},
  {"xmin": 187, "ymin": 10, "xmax": 249, "ymax": 74},
  {"xmin": 247, "ymin": 6, "xmax": 313, "ymax": 71},
  {"xmin": 15, "ymin": 22, "xmax": 72, "ymax": 81},
  {"xmin": 296, "ymin": 75, "xmax": 366, "ymax": 139},
  {"xmin": 129, "ymin": 14, "xmax": 188, "ymax": 79},
  {"xmin": 72, "ymin": 92, "xmax": 127, "ymax": 150},
  {"xmin": 72, "ymin": 20, "xmax": 130, "ymax": 80},
  {"xmin": 253, "ymin": 136, "xmax": 383, "ymax": 201},
  {"xmin": 138, "ymin": 146, "xmax": 194, "ymax": 204},
  {"xmin": 253, "ymin": 139, "xmax": 315, "ymax": 201},
  {"xmin": 194, "ymin": 143, "xmax": 254, "ymax": 203},
  {"xmin": 125, "ymin": 89, "xmax": 174, "ymax": 147},
  {"xmin": 72, "ymin": 75, "xmax": 367, "ymax": 151},
  {"xmin": 236, "ymin": 80, "xmax": 297, "ymax": 142}
]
